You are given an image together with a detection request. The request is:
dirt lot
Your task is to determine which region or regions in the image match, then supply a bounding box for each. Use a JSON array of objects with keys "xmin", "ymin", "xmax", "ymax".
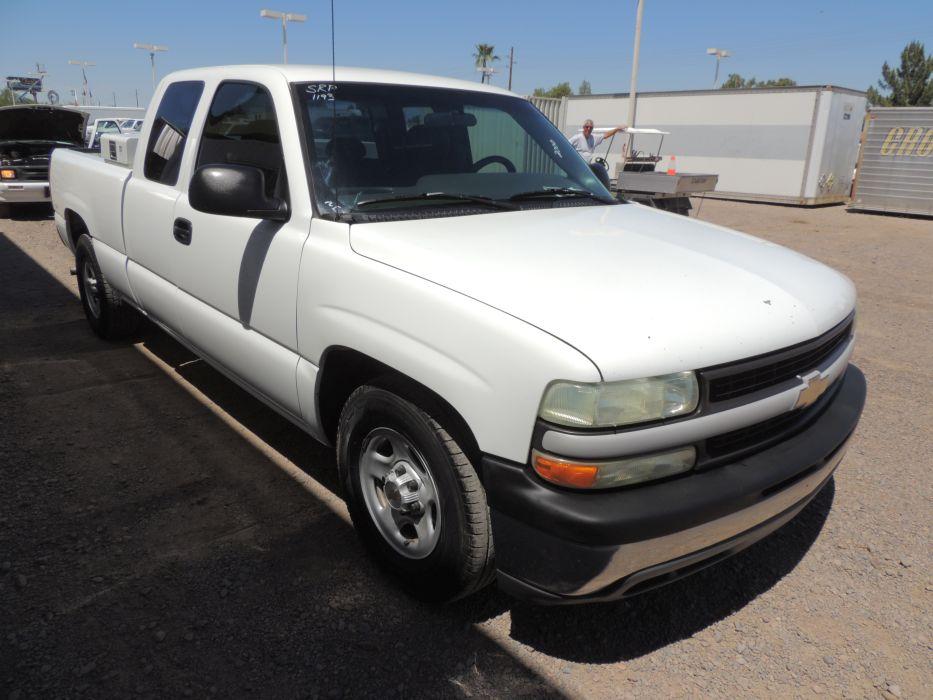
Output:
[{"xmin": 1, "ymin": 199, "xmax": 931, "ymax": 699}]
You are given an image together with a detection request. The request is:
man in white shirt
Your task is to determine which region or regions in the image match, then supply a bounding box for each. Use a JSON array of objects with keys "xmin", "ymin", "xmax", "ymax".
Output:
[{"xmin": 568, "ymin": 119, "xmax": 626, "ymax": 162}]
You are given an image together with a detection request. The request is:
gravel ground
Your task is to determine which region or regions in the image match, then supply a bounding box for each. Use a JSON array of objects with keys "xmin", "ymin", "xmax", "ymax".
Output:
[{"xmin": 1, "ymin": 199, "xmax": 930, "ymax": 699}]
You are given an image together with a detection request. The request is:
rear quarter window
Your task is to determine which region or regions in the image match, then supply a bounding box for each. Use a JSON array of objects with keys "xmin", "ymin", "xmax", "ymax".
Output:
[{"xmin": 144, "ymin": 80, "xmax": 204, "ymax": 185}]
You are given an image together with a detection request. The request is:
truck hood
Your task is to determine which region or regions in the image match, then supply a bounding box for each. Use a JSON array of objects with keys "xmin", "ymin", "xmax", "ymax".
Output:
[
  {"xmin": 0, "ymin": 105, "xmax": 87, "ymax": 145},
  {"xmin": 349, "ymin": 203, "xmax": 856, "ymax": 380}
]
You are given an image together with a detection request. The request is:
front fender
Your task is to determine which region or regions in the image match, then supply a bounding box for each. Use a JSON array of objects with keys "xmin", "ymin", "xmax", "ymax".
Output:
[{"xmin": 297, "ymin": 220, "xmax": 600, "ymax": 463}]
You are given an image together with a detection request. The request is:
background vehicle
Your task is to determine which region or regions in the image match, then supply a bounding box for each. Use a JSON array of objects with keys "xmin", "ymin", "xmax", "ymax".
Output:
[
  {"xmin": 85, "ymin": 118, "xmax": 125, "ymax": 150},
  {"xmin": 50, "ymin": 65, "xmax": 864, "ymax": 604},
  {"xmin": 0, "ymin": 104, "xmax": 86, "ymax": 216},
  {"xmin": 118, "ymin": 118, "xmax": 144, "ymax": 131}
]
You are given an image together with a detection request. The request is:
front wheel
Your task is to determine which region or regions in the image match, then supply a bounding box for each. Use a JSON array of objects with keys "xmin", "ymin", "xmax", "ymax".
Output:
[
  {"xmin": 337, "ymin": 384, "xmax": 495, "ymax": 602},
  {"xmin": 75, "ymin": 234, "xmax": 139, "ymax": 340}
]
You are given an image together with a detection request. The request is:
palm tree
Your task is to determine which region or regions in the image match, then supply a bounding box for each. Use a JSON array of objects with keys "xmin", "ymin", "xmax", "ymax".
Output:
[{"xmin": 473, "ymin": 44, "xmax": 500, "ymax": 84}]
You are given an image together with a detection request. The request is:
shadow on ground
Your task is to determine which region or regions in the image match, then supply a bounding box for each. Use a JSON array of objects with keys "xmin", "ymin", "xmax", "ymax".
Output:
[
  {"xmin": 140, "ymin": 321, "xmax": 834, "ymax": 665},
  {"xmin": 505, "ymin": 481, "xmax": 832, "ymax": 662},
  {"xmin": 1, "ymin": 229, "xmax": 832, "ymax": 698},
  {"xmin": 2, "ymin": 202, "xmax": 55, "ymax": 221}
]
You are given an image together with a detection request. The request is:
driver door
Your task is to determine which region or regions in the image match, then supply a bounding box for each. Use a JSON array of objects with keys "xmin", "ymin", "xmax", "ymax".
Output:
[{"xmin": 170, "ymin": 80, "xmax": 310, "ymax": 416}]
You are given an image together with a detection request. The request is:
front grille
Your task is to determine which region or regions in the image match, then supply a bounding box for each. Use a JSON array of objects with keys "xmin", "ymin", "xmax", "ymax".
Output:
[
  {"xmin": 706, "ymin": 318, "xmax": 852, "ymax": 403},
  {"xmin": 19, "ymin": 166, "xmax": 49, "ymax": 181},
  {"xmin": 705, "ymin": 410, "xmax": 802, "ymax": 457}
]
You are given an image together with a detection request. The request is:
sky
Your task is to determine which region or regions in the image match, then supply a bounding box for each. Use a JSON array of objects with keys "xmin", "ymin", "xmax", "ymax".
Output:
[{"xmin": 1, "ymin": 0, "xmax": 931, "ymax": 107}]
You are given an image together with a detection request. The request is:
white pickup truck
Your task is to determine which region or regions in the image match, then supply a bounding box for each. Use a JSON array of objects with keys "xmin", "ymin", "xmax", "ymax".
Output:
[{"xmin": 50, "ymin": 65, "xmax": 865, "ymax": 604}]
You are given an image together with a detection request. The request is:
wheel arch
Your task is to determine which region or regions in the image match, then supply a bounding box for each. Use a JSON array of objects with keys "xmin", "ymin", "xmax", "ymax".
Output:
[
  {"xmin": 315, "ymin": 345, "xmax": 483, "ymax": 474},
  {"xmin": 64, "ymin": 207, "xmax": 90, "ymax": 249}
]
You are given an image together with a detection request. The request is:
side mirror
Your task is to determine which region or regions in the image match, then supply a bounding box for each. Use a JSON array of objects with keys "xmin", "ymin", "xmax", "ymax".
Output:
[
  {"xmin": 189, "ymin": 164, "xmax": 288, "ymax": 221},
  {"xmin": 589, "ymin": 161, "xmax": 611, "ymax": 190}
]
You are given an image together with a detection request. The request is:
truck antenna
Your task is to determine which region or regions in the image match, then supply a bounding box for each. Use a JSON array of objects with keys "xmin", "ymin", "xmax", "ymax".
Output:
[{"xmin": 330, "ymin": 0, "xmax": 341, "ymax": 219}]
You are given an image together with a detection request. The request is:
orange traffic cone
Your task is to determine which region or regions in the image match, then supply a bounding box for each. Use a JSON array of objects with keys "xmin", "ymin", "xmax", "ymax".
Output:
[{"xmin": 666, "ymin": 155, "xmax": 677, "ymax": 175}]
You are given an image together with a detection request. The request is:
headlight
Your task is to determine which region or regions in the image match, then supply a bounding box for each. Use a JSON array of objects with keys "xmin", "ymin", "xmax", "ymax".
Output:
[
  {"xmin": 538, "ymin": 371, "xmax": 699, "ymax": 428},
  {"xmin": 532, "ymin": 446, "xmax": 696, "ymax": 489},
  {"xmin": 0, "ymin": 169, "xmax": 16, "ymax": 180}
]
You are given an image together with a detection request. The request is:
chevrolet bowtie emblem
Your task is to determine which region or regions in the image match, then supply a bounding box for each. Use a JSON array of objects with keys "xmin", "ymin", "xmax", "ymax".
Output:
[{"xmin": 794, "ymin": 371, "xmax": 830, "ymax": 410}]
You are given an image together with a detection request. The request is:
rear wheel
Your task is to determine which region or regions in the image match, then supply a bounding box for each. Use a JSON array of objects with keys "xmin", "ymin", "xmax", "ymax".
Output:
[
  {"xmin": 337, "ymin": 384, "xmax": 495, "ymax": 602},
  {"xmin": 75, "ymin": 234, "xmax": 139, "ymax": 340}
]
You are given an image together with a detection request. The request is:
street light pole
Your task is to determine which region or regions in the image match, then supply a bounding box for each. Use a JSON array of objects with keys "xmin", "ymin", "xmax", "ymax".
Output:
[
  {"xmin": 68, "ymin": 60, "xmax": 95, "ymax": 106},
  {"xmin": 626, "ymin": 0, "xmax": 645, "ymax": 160},
  {"xmin": 133, "ymin": 43, "xmax": 168, "ymax": 91},
  {"xmin": 707, "ymin": 48, "xmax": 732, "ymax": 88},
  {"xmin": 476, "ymin": 66, "xmax": 497, "ymax": 84},
  {"xmin": 260, "ymin": 9, "xmax": 307, "ymax": 64}
]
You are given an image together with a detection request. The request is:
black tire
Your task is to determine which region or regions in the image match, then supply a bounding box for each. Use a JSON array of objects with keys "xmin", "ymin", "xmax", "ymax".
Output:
[
  {"xmin": 337, "ymin": 384, "xmax": 495, "ymax": 602},
  {"xmin": 75, "ymin": 234, "xmax": 139, "ymax": 340},
  {"xmin": 0, "ymin": 203, "xmax": 11, "ymax": 218}
]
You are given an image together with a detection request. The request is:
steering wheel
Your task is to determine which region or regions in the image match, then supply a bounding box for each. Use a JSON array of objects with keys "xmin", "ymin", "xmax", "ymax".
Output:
[{"xmin": 472, "ymin": 155, "xmax": 516, "ymax": 173}]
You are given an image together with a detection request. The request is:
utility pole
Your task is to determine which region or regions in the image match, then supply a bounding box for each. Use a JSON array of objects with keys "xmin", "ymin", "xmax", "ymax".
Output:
[
  {"xmin": 507, "ymin": 47, "xmax": 516, "ymax": 91},
  {"xmin": 626, "ymin": 0, "xmax": 645, "ymax": 159},
  {"xmin": 135, "ymin": 89, "xmax": 139, "ymax": 107},
  {"xmin": 260, "ymin": 9, "xmax": 307, "ymax": 64},
  {"xmin": 112, "ymin": 91, "xmax": 116, "ymax": 107},
  {"xmin": 133, "ymin": 43, "xmax": 168, "ymax": 91}
]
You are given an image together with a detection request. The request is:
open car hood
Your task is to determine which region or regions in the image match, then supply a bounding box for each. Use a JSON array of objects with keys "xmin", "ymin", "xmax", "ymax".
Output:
[{"xmin": 0, "ymin": 105, "xmax": 87, "ymax": 144}]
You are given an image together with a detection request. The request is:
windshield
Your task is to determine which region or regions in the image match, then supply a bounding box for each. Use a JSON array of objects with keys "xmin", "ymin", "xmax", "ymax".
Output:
[{"xmin": 294, "ymin": 82, "xmax": 616, "ymax": 221}]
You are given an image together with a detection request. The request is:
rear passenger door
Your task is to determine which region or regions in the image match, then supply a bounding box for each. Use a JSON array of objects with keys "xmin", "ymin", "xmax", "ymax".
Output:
[
  {"xmin": 124, "ymin": 79, "xmax": 204, "ymax": 334},
  {"xmin": 169, "ymin": 80, "xmax": 310, "ymax": 415}
]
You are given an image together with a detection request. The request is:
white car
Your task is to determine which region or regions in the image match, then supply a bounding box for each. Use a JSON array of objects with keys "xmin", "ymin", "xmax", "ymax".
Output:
[
  {"xmin": 118, "ymin": 118, "xmax": 144, "ymax": 132},
  {"xmin": 84, "ymin": 118, "xmax": 125, "ymax": 150},
  {"xmin": 49, "ymin": 65, "xmax": 865, "ymax": 604}
]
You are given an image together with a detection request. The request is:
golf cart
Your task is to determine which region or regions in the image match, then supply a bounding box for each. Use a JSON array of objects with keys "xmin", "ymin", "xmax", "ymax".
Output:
[{"xmin": 591, "ymin": 127, "xmax": 718, "ymax": 216}]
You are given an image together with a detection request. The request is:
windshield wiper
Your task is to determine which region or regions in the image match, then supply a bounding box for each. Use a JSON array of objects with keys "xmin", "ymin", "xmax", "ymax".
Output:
[
  {"xmin": 508, "ymin": 187, "xmax": 615, "ymax": 203},
  {"xmin": 355, "ymin": 191, "xmax": 517, "ymax": 211}
]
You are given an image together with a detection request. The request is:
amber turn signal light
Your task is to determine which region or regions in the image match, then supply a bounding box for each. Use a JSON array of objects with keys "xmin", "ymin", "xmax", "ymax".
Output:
[
  {"xmin": 532, "ymin": 452, "xmax": 599, "ymax": 488},
  {"xmin": 0, "ymin": 169, "xmax": 16, "ymax": 180}
]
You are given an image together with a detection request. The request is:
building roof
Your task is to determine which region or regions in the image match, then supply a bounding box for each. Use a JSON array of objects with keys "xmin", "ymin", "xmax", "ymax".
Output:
[{"xmin": 561, "ymin": 85, "xmax": 867, "ymax": 100}]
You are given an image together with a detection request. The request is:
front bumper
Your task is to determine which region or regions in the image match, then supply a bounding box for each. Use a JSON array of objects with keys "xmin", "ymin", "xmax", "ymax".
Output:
[
  {"xmin": 0, "ymin": 181, "xmax": 51, "ymax": 204},
  {"xmin": 485, "ymin": 365, "xmax": 866, "ymax": 604}
]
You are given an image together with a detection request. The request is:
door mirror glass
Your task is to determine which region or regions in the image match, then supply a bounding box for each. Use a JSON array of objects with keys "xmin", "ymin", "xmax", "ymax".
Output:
[{"xmin": 189, "ymin": 164, "xmax": 288, "ymax": 221}]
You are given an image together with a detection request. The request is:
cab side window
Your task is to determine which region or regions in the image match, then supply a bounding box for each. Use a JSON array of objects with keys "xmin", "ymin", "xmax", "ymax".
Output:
[
  {"xmin": 143, "ymin": 80, "xmax": 204, "ymax": 185},
  {"xmin": 196, "ymin": 82, "xmax": 286, "ymax": 201}
]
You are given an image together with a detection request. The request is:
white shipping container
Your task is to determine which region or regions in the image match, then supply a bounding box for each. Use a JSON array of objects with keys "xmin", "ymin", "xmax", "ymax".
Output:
[{"xmin": 531, "ymin": 86, "xmax": 867, "ymax": 205}]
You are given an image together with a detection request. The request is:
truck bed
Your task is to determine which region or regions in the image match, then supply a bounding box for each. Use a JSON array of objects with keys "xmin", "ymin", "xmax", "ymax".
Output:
[{"xmin": 50, "ymin": 147, "xmax": 133, "ymax": 255}]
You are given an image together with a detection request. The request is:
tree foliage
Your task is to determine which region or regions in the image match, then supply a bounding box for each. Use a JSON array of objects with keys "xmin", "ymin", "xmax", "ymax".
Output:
[
  {"xmin": 0, "ymin": 88, "xmax": 15, "ymax": 107},
  {"xmin": 719, "ymin": 74, "xmax": 797, "ymax": 89},
  {"xmin": 578, "ymin": 79, "xmax": 592, "ymax": 96},
  {"xmin": 533, "ymin": 82, "xmax": 573, "ymax": 98},
  {"xmin": 866, "ymin": 40, "xmax": 933, "ymax": 106},
  {"xmin": 473, "ymin": 44, "xmax": 499, "ymax": 84}
]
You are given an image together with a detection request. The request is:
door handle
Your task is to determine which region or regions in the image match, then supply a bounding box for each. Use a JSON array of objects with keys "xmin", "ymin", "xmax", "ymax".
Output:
[{"xmin": 173, "ymin": 218, "xmax": 192, "ymax": 245}]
